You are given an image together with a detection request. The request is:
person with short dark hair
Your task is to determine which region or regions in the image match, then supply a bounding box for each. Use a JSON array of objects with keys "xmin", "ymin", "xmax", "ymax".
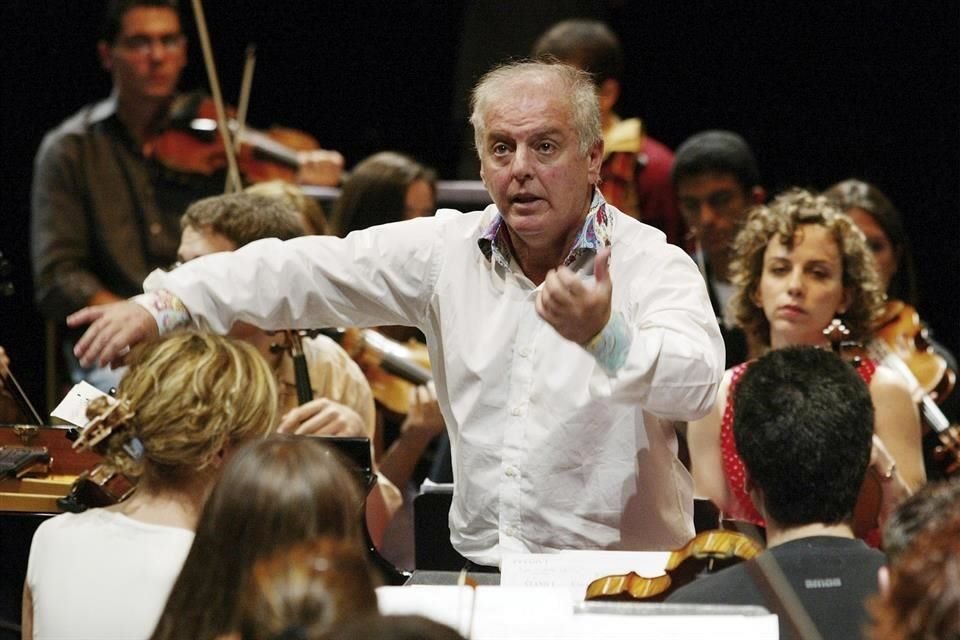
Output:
[
  {"xmin": 31, "ymin": 0, "xmax": 344, "ymax": 392},
  {"xmin": 671, "ymin": 130, "xmax": 766, "ymax": 367},
  {"xmin": 532, "ymin": 19, "xmax": 686, "ymax": 246},
  {"xmin": 669, "ymin": 346, "xmax": 887, "ymax": 640}
]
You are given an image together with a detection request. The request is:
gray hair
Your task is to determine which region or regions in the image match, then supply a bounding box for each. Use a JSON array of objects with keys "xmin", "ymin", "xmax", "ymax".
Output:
[{"xmin": 469, "ymin": 60, "xmax": 602, "ymax": 158}]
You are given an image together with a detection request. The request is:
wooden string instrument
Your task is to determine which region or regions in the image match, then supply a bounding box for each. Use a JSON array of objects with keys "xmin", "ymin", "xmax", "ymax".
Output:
[{"xmin": 584, "ymin": 529, "xmax": 763, "ymax": 602}]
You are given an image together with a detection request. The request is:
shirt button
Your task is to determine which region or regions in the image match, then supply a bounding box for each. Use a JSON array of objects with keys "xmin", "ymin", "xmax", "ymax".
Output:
[
  {"xmin": 510, "ymin": 407, "xmax": 522, "ymax": 416},
  {"xmin": 504, "ymin": 467, "xmax": 516, "ymax": 478},
  {"xmin": 518, "ymin": 347, "xmax": 530, "ymax": 358},
  {"xmin": 149, "ymin": 223, "xmax": 162, "ymax": 236}
]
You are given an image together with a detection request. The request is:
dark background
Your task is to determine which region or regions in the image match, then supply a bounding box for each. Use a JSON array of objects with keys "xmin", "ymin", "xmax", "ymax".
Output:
[{"xmin": 1, "ymin": 1, "xmax": 957, "ymax": 413}]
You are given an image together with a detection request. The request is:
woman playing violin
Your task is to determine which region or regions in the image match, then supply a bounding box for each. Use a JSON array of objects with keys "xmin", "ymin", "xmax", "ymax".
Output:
[
  {"xmin": 687, "ymin": 189, "xmax": 925, "ymax": 537},
  {"xmin": 825, "ymin": 179, "xmax": 958, "ymax": 425},
  {"xmin": 22, "ymin": 331, "xmax": 277, "ymax": 640}
]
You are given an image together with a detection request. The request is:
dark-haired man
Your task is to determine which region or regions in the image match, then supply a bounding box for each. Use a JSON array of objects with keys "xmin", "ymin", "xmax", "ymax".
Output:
[
  {"xmin": 668, "ymin": 346, "xmax": 886, "ymax": 640},
  {"xmin": 532, "ymin": 19, "xmax": 685, "ymax": 246},
  {"xmin": 671, "ymin": 130, "xmax": 766, "ymax": 366},
  {"xmin": 31, "ymin": 0, "xmax": 343, "ymax": 391}
]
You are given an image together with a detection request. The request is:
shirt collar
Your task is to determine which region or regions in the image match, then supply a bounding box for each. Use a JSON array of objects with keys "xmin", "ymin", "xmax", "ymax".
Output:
[{"xmin": 478, "ymin": 188, "xmax": 613, "ymax": 269}]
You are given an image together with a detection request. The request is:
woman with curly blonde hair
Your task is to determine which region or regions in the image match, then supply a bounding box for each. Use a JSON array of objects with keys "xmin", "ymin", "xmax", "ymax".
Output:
[
  {"xmin": 687, "ymin": 188, "xmax": 924, "ymax": 536},
  {"xmin": 23, "ymin": 331, "xmax": 277, "ymax": 640}
]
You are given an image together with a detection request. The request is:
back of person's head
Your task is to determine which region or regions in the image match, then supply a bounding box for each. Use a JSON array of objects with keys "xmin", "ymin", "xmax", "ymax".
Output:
[
  {"xmin": 238, "ymin": 537, "xmax": 379, "ymax": 640},
  {"xmin": 180, "ymin": 192, "xmax": 304, "ymax": 248},
  {"xmin": 823, "ymin": 178, "xmax": 917, "ymax": 304},
  {"xmin": 101, "ymin": 0, "xmax": 180, "ymax": 43},
  {"xmin": 470, "ymin": 60, "xmax": 602, "ymax": 160},
  {"xmin": 882, "ymin": 478, "xmax": 960, "ymax": 562},
  {"xmin": 245, "ymin": 180, "xmax": 330, "ymax": 236},
  {"xmin": 331, "ymin": 151, "xmax": 437, "ymax": 236},
  {"xmin": 83, "ymin": 331, "xmax": 276, "ymax": 484},
  {"xmin": 672, "ymin": 130, "xmax": 761, "ymax": 193},
  {"xmin": 151, "ymin": 435, "xmax": 365, "ymax": 640},
  {"xmin": 531, "ymin": 19, "xmax": 623, "ymax": 85},
  {"xmin": 869, "ymin": 510, "xmax": 960, "ymax": 640},
  {"xmin": 325, "ymin": 614, "xmax": 467, "ymax": 640},
  {"xmin": 734, "ymin": 346, "xmax": 874, "ymax": 527}
]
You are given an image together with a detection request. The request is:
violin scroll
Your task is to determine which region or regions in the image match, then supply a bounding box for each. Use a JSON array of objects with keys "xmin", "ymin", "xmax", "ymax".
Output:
[{"xmin": 584, "ymin": 530, "xmax": 763, "ymax": 603}]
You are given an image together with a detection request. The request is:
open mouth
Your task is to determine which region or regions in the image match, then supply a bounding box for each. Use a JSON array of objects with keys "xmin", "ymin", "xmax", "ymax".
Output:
[{"xmin": 511, "ymin": 193, "xmax": 541, "ymax": 205}]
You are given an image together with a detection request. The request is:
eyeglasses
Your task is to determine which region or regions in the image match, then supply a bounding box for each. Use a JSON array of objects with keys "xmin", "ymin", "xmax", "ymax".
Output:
[{"xmin": 115, "ymin": 33, "xmax": 185, "ymax": 56}]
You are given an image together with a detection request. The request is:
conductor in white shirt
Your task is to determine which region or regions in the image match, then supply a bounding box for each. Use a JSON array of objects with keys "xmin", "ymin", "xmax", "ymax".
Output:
[{"xmin": 69, "ymin": 60, "xmax": 724, "ymax": 567}]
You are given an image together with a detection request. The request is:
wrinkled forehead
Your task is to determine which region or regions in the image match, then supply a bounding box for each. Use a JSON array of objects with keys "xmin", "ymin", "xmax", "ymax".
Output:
[{"xmin": 481, "ymin": 75, "xmax": 572, "ymax": 129}]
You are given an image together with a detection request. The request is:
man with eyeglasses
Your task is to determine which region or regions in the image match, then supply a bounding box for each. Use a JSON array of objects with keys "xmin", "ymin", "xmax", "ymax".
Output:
[
  {"xmin": 671, "ymin": 130, "xmax": 766, "ymax": 368},
  {"xmin": 30, "ymin": 0, "xmax": 342, "ymax": 391}
]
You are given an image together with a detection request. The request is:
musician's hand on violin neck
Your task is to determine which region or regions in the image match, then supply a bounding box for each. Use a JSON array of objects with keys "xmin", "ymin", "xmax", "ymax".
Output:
[
  {"xmin": 67, "ymin": 301, "xmax": 158, "ymax": 368},
  {"xmin": 296, "ymin": 148, "xmax": 345, "ymax": 187},
  {"xmin": 277, "ymin": 398, "xmax": 369, "ymax": 438}
]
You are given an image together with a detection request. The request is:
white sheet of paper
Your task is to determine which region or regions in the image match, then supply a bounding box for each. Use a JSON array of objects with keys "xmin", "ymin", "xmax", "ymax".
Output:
[
  {"xmin": 500, "ymin": 550, "xmax": 671, "ymax": 599},
  {"xmin": 376, "ymin": 585, "xmax": 475, "ymax": 637},
  {"xmin": 377, "ymin": 585, "xmax": 779, "ymax": 639},
  {"xmin": 50, "ymin": 381, "xmax": 112, "ymax": 426}
]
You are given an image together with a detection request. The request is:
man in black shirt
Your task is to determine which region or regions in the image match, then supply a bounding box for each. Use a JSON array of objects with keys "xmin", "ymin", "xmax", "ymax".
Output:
[
  {"xmin": 668, "ymin": 346, "xmax": 885, "ymax": 640},
  {"xmin": 671, "ymin": 131, "xmax": 766, "ymax": 367}
]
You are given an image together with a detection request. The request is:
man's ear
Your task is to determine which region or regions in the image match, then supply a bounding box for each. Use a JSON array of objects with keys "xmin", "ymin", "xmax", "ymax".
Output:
[
  {"xmin": 97, "ymin": 41, "xmax": 113, "ymax": 72},
  {"xmin": 744, "ymin": 471, "xmax": 764, "ymax": 513},
  {"xmin": 586, "ymin": 138, "xmax": 604, "ymax": 185}
]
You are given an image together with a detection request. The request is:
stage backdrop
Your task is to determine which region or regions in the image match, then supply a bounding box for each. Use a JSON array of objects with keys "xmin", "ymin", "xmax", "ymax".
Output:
[{"xmin": 1, "ymin": 1, "xmax": 957, "ymax": 412}]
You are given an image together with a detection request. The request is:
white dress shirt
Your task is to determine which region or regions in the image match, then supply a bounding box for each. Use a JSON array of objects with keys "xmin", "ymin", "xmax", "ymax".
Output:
[{"xmin": 143, "ymin": 198, "xmax": 724, "ymax": 566}]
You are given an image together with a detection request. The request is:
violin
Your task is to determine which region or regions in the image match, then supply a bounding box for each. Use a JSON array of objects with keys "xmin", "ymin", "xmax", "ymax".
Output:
[
  {"xmin": 874, "ymin": 300, "xmax": 955, "ymax": 404},
  {"xmin": 821, "ymin": 320, "xmax": 889, "ymax": 538},
  {"xmin": 58, "ymin": 398, "xmax": 138, "ymax": 512},
  {"xmin": 145, "ymin": 91, "xmax": 321, "ymax": 185},
  {"xmin": 321, "ymin": 328, "xmax": 432, "ymax": 416},
  {"xmin": 584, "ymin": 530, "xmax": 763, "ymax": 602},
  {"xmin": 865, "ymin": 323, "xmax": 960, "ymax": 478}
]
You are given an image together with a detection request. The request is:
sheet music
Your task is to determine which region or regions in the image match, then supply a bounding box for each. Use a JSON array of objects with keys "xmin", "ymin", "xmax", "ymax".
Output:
[
  {"xmin": 50, "ymin": 381, "xmax": 113, "ymax": 426},
  {"xmin": 500, "ymin": 550, "xmax": 671, "ymax": 595},
  {"xmin": 377, "ymin": 585, "xmax": 779, "ymax": 639}
]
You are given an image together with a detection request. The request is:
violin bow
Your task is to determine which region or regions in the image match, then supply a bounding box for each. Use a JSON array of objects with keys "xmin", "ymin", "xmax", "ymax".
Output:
[
  {"xmin": 1, "ymin": 365, "xmax": 45, "ymax": 427},
  {"xmin": 189, "ymin": 0, "xmax": 243, "ymax": 194},
  {"xmin": 234, "ymin": 44, "xmax": 256, "ymax": 160}
]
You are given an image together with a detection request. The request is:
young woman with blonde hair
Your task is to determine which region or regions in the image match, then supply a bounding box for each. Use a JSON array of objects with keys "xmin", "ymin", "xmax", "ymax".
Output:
[{"xmin": 23, "ymin": 331, "xmax": 278, "ymax": 640}]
